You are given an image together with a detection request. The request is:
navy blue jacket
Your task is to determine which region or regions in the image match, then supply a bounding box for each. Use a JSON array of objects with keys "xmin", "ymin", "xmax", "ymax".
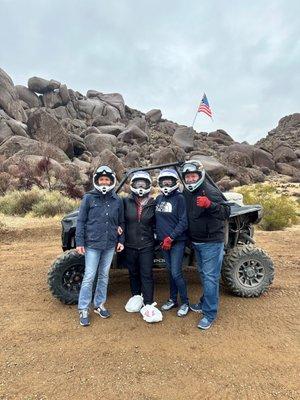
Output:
[
  {"xmin": 75, "ymin": 189, "xmax": 125, "ymax": 250},
  {"xmin": 155, "ymin": 190, "xmax": 188, "ymax": 242}
]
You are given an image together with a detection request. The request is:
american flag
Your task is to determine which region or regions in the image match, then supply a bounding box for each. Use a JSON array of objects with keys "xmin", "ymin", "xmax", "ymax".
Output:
[{"xmin": 198, "ymin": 93, "xmax": 213, "ymax": 118}]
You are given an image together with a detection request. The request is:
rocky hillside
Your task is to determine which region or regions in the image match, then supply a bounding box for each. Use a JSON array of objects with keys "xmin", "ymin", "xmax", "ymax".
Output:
[{"xmin": 0, "ymin": 66, "xmax": 299, "ymax": 195}]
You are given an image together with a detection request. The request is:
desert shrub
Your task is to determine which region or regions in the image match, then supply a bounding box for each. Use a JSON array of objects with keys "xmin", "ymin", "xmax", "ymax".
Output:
[
  {"xmin": 31, "ymin": 191, "xmax": 80, "ymax": 217},
  {"xmin": 0, "ymin": 188, "xmax": 44, "ymax": 216},
  {"xmin": 0, "ymin": 219, "xmax": 7, "ymax": 234},
  {"xmin": 0, "ymin": 188, "xmax": 80, "ymax": 217},
  {"xmin": 236, "ymin": 184, "xmax": 298, "ymax": 231}
]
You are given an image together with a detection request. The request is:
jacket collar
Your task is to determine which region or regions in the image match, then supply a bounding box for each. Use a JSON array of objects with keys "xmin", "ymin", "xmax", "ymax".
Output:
[
  {"xmin": 89, "ymin": 189, "xmax": 119, "ymax": 199},
  {"xmin": 128, "ymin": 193, "xmax": 155, "ymax": 205}
]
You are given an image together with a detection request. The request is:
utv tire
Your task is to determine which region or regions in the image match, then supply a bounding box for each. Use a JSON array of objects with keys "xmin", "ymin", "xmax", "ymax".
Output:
[
  {"xmin": 222, "ymin": 245, "xmax": 274, "ymax": 297},
  {"xmin": 48, "ymin": 250, "xmax": 85, "ymax": 304}
]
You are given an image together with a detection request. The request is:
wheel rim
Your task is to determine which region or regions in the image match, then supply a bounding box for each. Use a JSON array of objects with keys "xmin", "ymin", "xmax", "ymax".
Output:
[
  {"xmin": 236, "ymin": 259, "xmax": 265, "ymax": 288},
  {"xmin": 62, "ymin": 264, "xmax": 84, "ymax": 293}
]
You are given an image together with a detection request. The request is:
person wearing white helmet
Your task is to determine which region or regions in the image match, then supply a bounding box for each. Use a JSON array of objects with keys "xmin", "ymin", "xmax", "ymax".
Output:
[
  {"xmin": 75, "ymin": 165, "xmax": 125, "ymax": 326},
  {"xmin": 122, "ymin": 171, "xmax": 157, "ymax": 312},
  {"xmin": 181, "ymin": 160, "xmax": 230, "ymax": 330},
  {"xmin": 155, "ymin": 169, "xmax": 189, "ymax": 317}
]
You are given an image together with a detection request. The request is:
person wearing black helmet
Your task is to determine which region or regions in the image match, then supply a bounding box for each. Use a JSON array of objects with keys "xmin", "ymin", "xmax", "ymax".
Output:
[
  {"xmin": 122, "ymin": 171, "xmax": 156, "ymax": 312},
  {"xmin": 181, "ymin": 160, "xmax": 230, "ymax": 330},
  {"xmin": 155, "ymin": 169, "xmax": 189, "ymax": 317},
  {"xmin": 75, "ymin": 165, "xmax": 125, "ymax": 326}
]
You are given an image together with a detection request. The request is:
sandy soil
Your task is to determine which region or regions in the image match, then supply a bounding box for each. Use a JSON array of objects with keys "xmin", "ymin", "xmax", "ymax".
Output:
[{"xmin": 0, "ymin": 217, "xmax": 299, "ymax": 400}]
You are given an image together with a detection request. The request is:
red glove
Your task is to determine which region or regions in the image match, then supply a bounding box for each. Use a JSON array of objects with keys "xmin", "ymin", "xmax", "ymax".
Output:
[
  {"xmin": 161, "ymin": 236, "xmax": 173, "ymax": 251},
  {"xmin": 196, "ymin": 196, "xmax": 212, "ymax": 208}
]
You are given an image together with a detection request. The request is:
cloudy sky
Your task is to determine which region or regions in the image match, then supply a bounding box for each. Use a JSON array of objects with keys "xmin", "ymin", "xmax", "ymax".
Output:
[{"xmin": 1, "ymin": 0, "xmax": 299, "ymax": 143}]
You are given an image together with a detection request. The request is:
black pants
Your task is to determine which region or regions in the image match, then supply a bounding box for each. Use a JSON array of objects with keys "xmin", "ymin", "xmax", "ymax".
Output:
[{"xmin": 123, "ymin": 246, "xmax": 154, "ymax": 305}]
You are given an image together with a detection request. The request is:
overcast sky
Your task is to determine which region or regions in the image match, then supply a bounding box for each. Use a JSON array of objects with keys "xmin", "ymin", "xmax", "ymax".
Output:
[{"xmin": 1, "ymin": 0, "xmax": 299, "ymax": 143}]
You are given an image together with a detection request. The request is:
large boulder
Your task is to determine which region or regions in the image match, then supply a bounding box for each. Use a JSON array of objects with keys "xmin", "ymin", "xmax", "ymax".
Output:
[
  {"xmin": 224, "ymin": 143, "xmax": 275, "ymax": 169},
  {"xmin": 42, "ymin": 91, "xmax": 63, "ymax": 108},
  {"xmin": 73, "ymin": 158, "xmax": 91, "ymax": 174},
  {"xmin": 84, "ymin": 133, "xmax": 117, "ymax": 156},
  {"xmin": 256, "ymin": 113, "xmax": 300, "ymax": 152},
  {"xmin": 0, "ymin": 68, "xmax": 27, "ymax": 122},
  {"xmin": 273, "ymin": 144, "xmax": 297, "ymax": 163},
  {"xmin": 2, "ymin": 154, "xmax": 65, "ymax": 175},
  {"xmin": 6, "ymin": 118, "xmax": 28, "ymax": 137},
  {"xmin": 128, "ymin": 116, "xmax": 147, "ymax": 132},
  {"xmin": 0, "ymin": 117, "xmax": 28, "ymax": 143},
  {"xmin": 97, "ymin": 125, "xmax": 125, "ymax": 136},
  {"xmin": 275, "ymin": 162, "xmax": 298, "ymax": 177},
  {"xmin": 69, "ymin": 133, "xmax": 87, "ymax": 156},
  {"xmin": 150, "ymin": 146, "xmax": 186, "ymax": 165},
  {"xmin": 87, "ymin": 91, "xmax": 125, "ymax": 119},
  {"xmin": 59, "ymin": 84, "xmax": 70, "ymax": 105},
  {"xmin": 118, "ymin": 125, "xmax": 148, "ymax": 144},
  {"xmin": 27, "ymin": 76, "xmax": 61, "ymax": 93},
  {"xmin": 15, "ymin": 85, "xmax": 40, "ymax": 108},
  {"xmin": 123, "ymin": 151, "xmax": 140, "ymax": 168},
  {"xmin": 80, "ymin": 126, "xmax": 101, "ymax": 138},
  {"xmin": 27, "ymin": 109, "xmax": 73, "ymax": 157},
  {"xmin": 207, "ymin": 129, "xmax": 234, "ymax": 145},
  {"xmin": 52, "ymin": 106, "xmax": 71, "ymax": 120},
  {"xmin": 253, "ymin": 148, "xmax": 275, "ymax": 170},
  {"xmin": 0, "ymin": 119, "xmax": 14, "ymax": 143},
  {"xmin": 158, "ymin": 120, "xmax": 178, "ymax": 135},
  {"xmin": 91, "ymin": 149, "xmax": 125, "ymax": 181},
  {"xmin": 146, "ymin": 109, "xmax": 162, "ymax": 123},
  {"xmin": 172, "ymin": 126, "xmax": 194, "ymax": 152},
  {"xmin": 92, "ymin": 115, "xmax": 113, "ymax": 127},
  {"xmin": 0, "ymin": 136, "xmax": 69, "ymax": 163},
  {"xmin": 190, "ymin": 154, "xmax": 227, "ymax": 181},
  {"xmin": 77, "ymin": 98, "xmax": 104, "ymax": 117}
]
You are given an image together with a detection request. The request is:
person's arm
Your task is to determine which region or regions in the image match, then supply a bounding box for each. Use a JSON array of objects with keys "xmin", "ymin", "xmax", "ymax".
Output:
[
  {"xmin": 117, "ymin": 197, "xmax": 125, "ymax": 246},
  {"xmin": 169, "ymin": 195, "xmax": 188, "ymax": 240},
  {"xmin": 197, "ymin": 190, "xmax": 230, "ymax": 220},
  {"xmin": 75, "ymin": 195, "xmax": 89, "ymax": 253},
  {"xmin": 209, "ymin": 197, "xmax": 231, "ymax": 220}
]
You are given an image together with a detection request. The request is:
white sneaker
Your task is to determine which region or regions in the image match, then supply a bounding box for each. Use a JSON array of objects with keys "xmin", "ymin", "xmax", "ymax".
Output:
[{"xmin": 177, "ymin": 304, "xmax": 189, "ymax": 317}]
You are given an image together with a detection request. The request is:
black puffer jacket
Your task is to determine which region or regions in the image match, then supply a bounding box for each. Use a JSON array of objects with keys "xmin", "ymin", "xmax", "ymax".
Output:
[
  {"xmin": 123, "ymin": 195, "xmax": 156, "ymax": 249},
  {"xmin": 183, "ymin": 180, "xmax": 231, "ymax": 243}
]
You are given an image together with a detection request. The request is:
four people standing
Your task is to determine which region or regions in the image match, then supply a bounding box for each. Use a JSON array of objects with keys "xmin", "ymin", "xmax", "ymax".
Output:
[{"xmin": 75, "ymin": 161, "xmax": 230, "ymax": 329}]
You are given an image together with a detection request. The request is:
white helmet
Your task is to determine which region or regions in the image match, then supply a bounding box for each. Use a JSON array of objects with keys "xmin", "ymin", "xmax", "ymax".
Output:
[
  {"xmin": 181, "ymin": 160, "xmax": 206, "ymax": 192},
  {"xmin": 130, "ymin": 171, "xmax": 152, "ymax": 197},
  {"xmin": 93, "ymin": 165, "xmax": 116, "ymax": 194},
  {"xmin": 158, "ymin": 169, "xmax": 179, "ymax": 195}
]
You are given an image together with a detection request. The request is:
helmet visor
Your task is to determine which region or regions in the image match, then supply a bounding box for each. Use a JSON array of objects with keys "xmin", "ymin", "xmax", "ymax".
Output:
[
  {"xmin": 131, "ymin": 179, "xmax": 150, "ymax": 189},
  {"xmin": 159, "ymin": 177, "xmax": 177, "ymax": 188}
]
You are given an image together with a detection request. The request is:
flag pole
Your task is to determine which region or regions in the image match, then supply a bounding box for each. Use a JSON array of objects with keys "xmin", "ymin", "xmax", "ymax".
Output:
[{"xmin": 189, "ymin": 106, "xmax": 199, "ymax": 135}]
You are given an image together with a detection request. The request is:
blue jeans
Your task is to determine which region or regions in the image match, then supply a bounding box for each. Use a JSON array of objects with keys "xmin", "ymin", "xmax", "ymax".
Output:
[
  {"xmin": 78, "ymin": 247, "xmax": 115, "ymax": 310},
  {"xmin": 162, "ymin": 241, "xmax": 189, "ymax": 305},
  {"xmin": 192, "ymin": 242, "xmax": 224, "ymax": 322}
]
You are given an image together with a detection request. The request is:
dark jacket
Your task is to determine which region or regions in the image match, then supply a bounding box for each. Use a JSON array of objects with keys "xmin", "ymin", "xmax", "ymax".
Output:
[
  {"xmin": 123, "ymin": 195, "xmax": 156, "ymax": 249},
  {"xmin": 183, "ymin": 180, "xmax": 230, "ymax": 243},
  {"xmin": 75, "ymin": 189, "xmax": 125, "ymax": 250},
  {"xmin": 155, "ymin": 190, "xmax": 188, "ymax": 242}
]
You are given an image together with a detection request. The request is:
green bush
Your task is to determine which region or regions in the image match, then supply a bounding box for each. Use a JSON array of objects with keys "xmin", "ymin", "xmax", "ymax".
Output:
[
  {"xmin": 0, "ymin": 188, "xmax": 79, "ymax": 217},
  {"xmin": 31, "ymin": 191, "xmax": 80, "ymax": 217},
  {"xmin": 236, "ymin": 184, "xmax": 298, "ymax": 231},
  {"xmin": 0, "ymin": 188, "xmax": 44, "ymax": 216}
]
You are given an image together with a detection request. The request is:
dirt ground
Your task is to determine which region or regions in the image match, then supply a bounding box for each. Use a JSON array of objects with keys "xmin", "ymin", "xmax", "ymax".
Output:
[{"xmin": 0, "ymin": 216, "xmax": 299, "ymax": 400}]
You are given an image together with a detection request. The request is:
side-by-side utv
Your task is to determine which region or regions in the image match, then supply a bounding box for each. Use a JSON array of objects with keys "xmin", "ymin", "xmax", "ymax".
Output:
[{"xmin": 48, "ymin": 162, "xmax": 274, "ymax": 304}]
